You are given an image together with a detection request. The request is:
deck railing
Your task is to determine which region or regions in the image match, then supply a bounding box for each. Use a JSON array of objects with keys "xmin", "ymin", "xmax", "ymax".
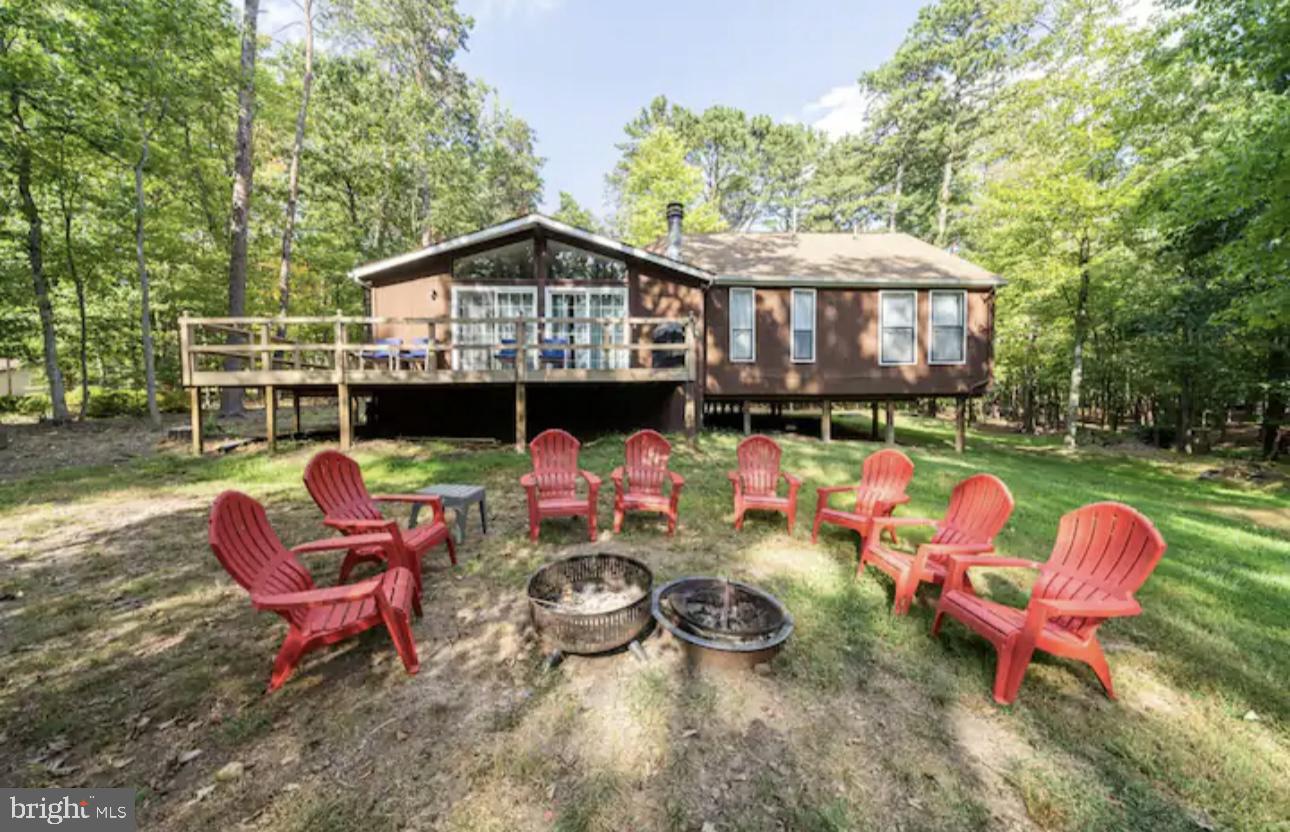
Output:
[{"xmin": 178, "ymin": 314, "xmax": 697, "ymax": 387}]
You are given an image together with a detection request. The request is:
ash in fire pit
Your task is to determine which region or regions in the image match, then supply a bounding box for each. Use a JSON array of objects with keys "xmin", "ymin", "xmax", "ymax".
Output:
[
  {"xmin": 653, "ymin": 577, "xmax": 794, "ymax": 670},
  {"xmin": 542, "ymin": 575, "xmax": 646, "ymax": 616}
]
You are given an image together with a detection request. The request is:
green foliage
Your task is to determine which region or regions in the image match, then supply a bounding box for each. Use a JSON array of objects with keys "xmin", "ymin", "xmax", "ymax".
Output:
[
  {"xmin": 551, "ymin": 190, "xmax": 600, "ymax": 233},
  {"xmin": 614, "ymin": 125, "xmax": 723, "ymax": 246}
]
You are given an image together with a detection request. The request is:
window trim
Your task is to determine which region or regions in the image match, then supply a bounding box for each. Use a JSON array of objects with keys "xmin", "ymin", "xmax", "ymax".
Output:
[
  {"xmin": 449, "ymin": 285, "xmax": 538, "ymax": 371},
  {"xmin": 728, "ymin": 287, "xmax": 756, "ymax": 363},
  {"xmin": 928, "ymin": 290, "xmax": 968, "ymax": 366},
  {"xmin": 878, "ymin": 290, "xmax": 918, "ymax": 367},
  {"xmin": 790, "ymin": 288, "xmax": 816, "ymax": 364},
  {"xmin": 543, "ymin": 285, "xmax": 629, "ymax": 370}
]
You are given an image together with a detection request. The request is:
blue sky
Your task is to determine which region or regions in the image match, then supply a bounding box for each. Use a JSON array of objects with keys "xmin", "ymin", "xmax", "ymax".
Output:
[{"xmin": 259, "ymin": 0, "xmax": 931, "ymax": 217}]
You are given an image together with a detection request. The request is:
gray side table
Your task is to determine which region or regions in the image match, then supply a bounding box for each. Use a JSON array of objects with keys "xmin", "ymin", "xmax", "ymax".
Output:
[{"xmin": 407, "ymin": 484, "xmax": 487, "ymax": 543}]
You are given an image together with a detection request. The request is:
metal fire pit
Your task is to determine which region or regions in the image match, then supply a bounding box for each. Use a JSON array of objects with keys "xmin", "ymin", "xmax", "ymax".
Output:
[
  {"xmin": 527, "ymin": 553, "xmax": 653, "ymax": 655},
  {"xmin": 652, "ymin": 577, "xmax": 794, "ymax": 671}
]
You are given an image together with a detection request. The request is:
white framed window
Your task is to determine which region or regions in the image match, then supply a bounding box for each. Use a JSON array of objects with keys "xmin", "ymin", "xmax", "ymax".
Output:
[
  {"xmin": 729, "ymin": 287, "xmax": 755, "ymax": 363},
  {"xmin": 929, "ymin": 290, "xmax": 967, "ymax": 365},
  {"xmin": 450, "ymin": 286, "xmax": 537, "ymax": 370},
  {"xmin": 879, "ymin": 290, "xmax": 918, "ymax": 366},
  {"xmin": 544, "ymin": 286, "xmax": 628, "ymax": 369},
  {"xmin": 791, "ymin": 288, "xmax": 816, "ymax": 363}
]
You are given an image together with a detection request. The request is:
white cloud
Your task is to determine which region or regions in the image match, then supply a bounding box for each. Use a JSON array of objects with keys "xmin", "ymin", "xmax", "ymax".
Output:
[
  {"xmin": 463, "ymin": 0, "xmax": 564, "ymax": 23},
  {"xmin": 802, "ymin": 84, "xmax": 873, "ymax": 139}
]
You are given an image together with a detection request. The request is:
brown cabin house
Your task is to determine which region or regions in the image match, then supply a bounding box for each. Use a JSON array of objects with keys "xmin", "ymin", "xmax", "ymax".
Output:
[{"xmin": 177, "ymin": 205, "xmax": 1003, "ymax": 452}]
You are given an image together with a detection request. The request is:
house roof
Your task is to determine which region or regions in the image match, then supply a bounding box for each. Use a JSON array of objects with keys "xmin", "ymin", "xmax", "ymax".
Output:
[
  {"xmin": 661, "ymin": 231, "xmax": 1006, "ymax": 288},
  {"xmin": 349, "ymin": 214, "xmax": 715, "ymax": 285}
]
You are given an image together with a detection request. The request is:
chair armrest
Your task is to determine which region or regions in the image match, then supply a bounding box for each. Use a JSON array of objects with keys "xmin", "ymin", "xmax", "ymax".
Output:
[
  {"xmin": 870, "ymin": 516, "xmax": 938, "ymax": 529},
  {"xmin": 371, "ymin": 493, "xmax": 443, "ymax": 506},
  {"xmin": 579, "ymin": 470, "xmax": 602, "ymax": 489},
  {"xmin": 321, "ymin": 517, "xmax": 400, "ymax": 534},
  {"xmin": 519, "ymin": 473, "xmax": 537, "ymax": 488},
  {"xmin": 780, "ymin": 472, "xmax": 802, "ymax": 488},
  {"xmin": 816, "ymin": 484, "xmax": 860, "ymax": 496},
  {"xmin": 1033, "ymin": 597, "xmax": 1142, "ymax": 620},
  {"xmin": 918, "ymin": 542, "xmax": 994, "ymax": 556},
  {"xmin": 943, "ymin": 555, "xmax": 1042, "ymax": 595},
  {"xmin": 610, "ymin": 466, "xmax": 624, "ymax": 487},
  {"xmin": 292, "ymin": 531, "xmax": 397, "ymax": 554},
  {"xmin": 889, "ymin": 494, "xmax": 912, "ymax": 506},
  {"xmin": 667, "ymin": 471, "xmax": 685, "ymax": 488},
  {"xmin": 251, "ymin": 576, "xmax": 383, "ymax": 610}
]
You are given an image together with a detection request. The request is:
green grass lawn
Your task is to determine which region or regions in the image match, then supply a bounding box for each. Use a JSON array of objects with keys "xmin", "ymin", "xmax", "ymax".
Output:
[{"xmin": 0, "ymin": 414, "xmax": 1285, "ymax": 831}]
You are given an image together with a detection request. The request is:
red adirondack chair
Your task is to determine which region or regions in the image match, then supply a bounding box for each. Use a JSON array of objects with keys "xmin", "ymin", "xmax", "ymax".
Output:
[
  {"xmin": 208, "ymin": 491, "xmax": 420, "ymax": 691},
  {"xmin": 812, "ymin": 449, "xmax": 914, "ymax": 547},
  {"xmin": 932, "ymin": 501, "xmax": 1166, "ymax": 705},
  {"xmin": 859, "ymin": 474, "xmax": 1015, "ymax": 615},
  {"xmin": 728, "ymin": 435, "xmax": 802, "ymax": 532},
  {"xmin": 611, "ymin": 429, "xmax": 684, "ymax": 534},
  {"xmin": 521, "ymin": 428, "xmax": 602, "ymax": 541},
  {"xmin": 303, "ymin": 450, "xmax": 456, "ymax": 595}
]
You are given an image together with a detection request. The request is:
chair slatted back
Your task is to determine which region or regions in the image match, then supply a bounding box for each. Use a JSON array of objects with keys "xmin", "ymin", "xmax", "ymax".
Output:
[
  {"xmin": 624, "ymin": 429, "xmax": 671, "ymax": 496},
  {"xmin": 209, "ymin": 491, "xmax": 313, "ymax": 627},
  {"xmin": 737, "ymin": 435, "xmax": 782, "ymax": 497},
  {"xmin": 303, "ymin": 450, "xmax": 382, "ymax": 522},
  {"xmin": 853, "ymin": 449, "xmax": 914, "ymax": 515},
  {"xmin": 1034, "ymin": 502, "xmax": 1166, "ymax": 638},
  {"xmin": 933, "ymin": 474, "xmax": 1015, "ymax": 547},
  {"xmin": 529, "ymin": 428, "xmax": 582, "ymax": 500}
]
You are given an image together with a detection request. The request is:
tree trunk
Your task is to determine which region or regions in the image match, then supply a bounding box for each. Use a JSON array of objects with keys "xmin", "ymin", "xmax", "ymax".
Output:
[
  {"xmin": 888, "ymin": 160, "xmax": 903, "ymax": 232},
  {"xmin": 222, "ymin": 0, "xmax": 260, "ymax": 417},
  {"xmin": 134, "ymin": 128, "xmax": 161, "ymax": 425},
  {"xmin": 1176, "ymin": 382, "xmax": 1193, "ymax": 455},
  {"xmin": 276, "ymin": 0, "xmax": 314, "ymax": 337},
  {"xmin": 1022, "ymin": 331, "xmax": 1036, "ymax": 433},
  {"xmin": 1065, "ymin": 243, "xmax": 1091, "ymax": 449},
  {"xmin": 1261, "ymin": 336, "xmax": 1287, "ymax": 460},
  {"xmin": 935, "ymin": 156, "xmax": 953, "ymax": 247},
  {"xmin": 59, "ymin": 189, "xmax": 91, "ymax": 419},
  {"xmin": 12, "ymin": 94, "xmax": 69, "ymax": 423}
]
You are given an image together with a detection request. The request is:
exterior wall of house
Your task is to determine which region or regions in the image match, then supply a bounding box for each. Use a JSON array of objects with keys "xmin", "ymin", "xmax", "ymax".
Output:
[{"xmin": 704, "ymin": 285, "xmax": 993, "ymax": 399}]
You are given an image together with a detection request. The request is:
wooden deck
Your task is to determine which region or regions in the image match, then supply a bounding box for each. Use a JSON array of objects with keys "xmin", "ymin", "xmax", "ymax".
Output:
[{"xmin": 178, "ymin": 314, "xmax": 698, "ymax": 453}]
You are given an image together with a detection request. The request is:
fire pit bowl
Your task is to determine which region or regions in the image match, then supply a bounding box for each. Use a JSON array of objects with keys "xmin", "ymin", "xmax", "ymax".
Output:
[
  {"xmin": 527, "ymin": 553, "xmax": 654, "ymax": 655},
  {"xmin": 652, "ymin": 577, "xmax": 794, "ymax": 670}
]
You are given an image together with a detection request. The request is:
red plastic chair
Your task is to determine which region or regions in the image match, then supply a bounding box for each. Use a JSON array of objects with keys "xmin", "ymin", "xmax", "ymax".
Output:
[
  {"xmin": 859, "ymin": 474, "xmax": 1015, "ymax": 615},
  {"xmin": 208, "ymin": 491, "xmax": 420, "ymax": 692},
  {"xmin": 932, "ymin": 501, "xmax": 1167, "ymax": 704},
  {"xmin": 303, "ymin": 450, "xmax": 456, "ymax": 596},
  {"xmin": 612, "ymin": 429, "xmax": 684, "ymax": 535},
  {"xmin": 522, "ymin": 428, "xmax": 602, "ymax": 541},
  {"xmin": 812, "ymin": 448, "xmax": 914, "ymax": 547},
  {"xmin": 728, "ymin": 435, "xmax": 802, "ymax": 532}
]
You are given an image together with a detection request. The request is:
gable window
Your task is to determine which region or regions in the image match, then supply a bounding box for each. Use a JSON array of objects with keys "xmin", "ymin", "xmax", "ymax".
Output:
[
  {"xmin": 729, "ymin": 287, "xmax": 755, "ymax": 362},
  {"xmin": 791, "ymin": 288, "xmax": 816, "ymax": 363},
  {"xmin": 452, "ymin": 239, "xmax": 534, "ymax": 281},
  {"xmin": 548, "ymin": 240, "xmax": 627, "ymax": 282},
  {"xmin": 929, "ymin": 291, "xmax": 966, "ymax": 364},
  {"xmin": 879, "ymin": 290, "xmax": 917, "ymax": 366}
]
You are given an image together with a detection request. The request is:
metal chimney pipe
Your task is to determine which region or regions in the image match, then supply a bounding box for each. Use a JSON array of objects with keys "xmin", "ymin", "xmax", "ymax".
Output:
[{"xmin": 665, "ymin": 202, "xmax": 684, "ymax": 260}]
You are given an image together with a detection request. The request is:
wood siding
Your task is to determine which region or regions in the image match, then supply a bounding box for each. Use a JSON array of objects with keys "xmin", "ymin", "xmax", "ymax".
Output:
[{"xmin": 704, "ymin": 286, "xmax": 993, "ymax": 398}]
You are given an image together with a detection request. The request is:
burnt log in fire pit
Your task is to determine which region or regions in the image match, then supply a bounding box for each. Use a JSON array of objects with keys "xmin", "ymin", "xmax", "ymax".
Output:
[
  {"xmin": 527, "ymin": 553, "xmax": 654, "ymax": 655},
  {"xmin": 652, "ymin": 577, "xmax": 794, "ymax": 670}
]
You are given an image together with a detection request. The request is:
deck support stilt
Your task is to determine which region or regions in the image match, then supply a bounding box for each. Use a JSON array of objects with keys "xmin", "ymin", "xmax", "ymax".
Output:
[
  {"xmin": 338, "ymin": 382, "xmax": 352, "ymax": 451},
  {"xmin": 189, "ymin": 387, "xmax": 203, "ymax": 456},
  {"xmin": 684, "ymin": 382, "xmax": 696, "ymax": 443},
  {"xmin": 955, "ymin": 395, "xmax": 966, "ymax": 454},
  {"xmin": 515, "ymin": 381, "xmax": 527, "ymax": 452},
  {"xmin": 742, "ymin": 400, "xmax": 752, "ymax": 436},
  {"xmin": 885, "ymin": 400, "xmax": 896, "ymax": 446},
  {"xmin": 292, "ymin": 392, "xmax": 302, "ymax": 436},
  {"xmin": 265, "ymin": 386, "xmax": 277, "ymax": 453},
  {"xmin": 821, "ymin": 399, "xmax": 832, "ymax": 443},
  {"xmin": 871, "ymin": 401, "xmax": 880, "ymax": 440}
]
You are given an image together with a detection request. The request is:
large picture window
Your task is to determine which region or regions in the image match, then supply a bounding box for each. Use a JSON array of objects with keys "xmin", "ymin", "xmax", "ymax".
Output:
[
  {"xmin": 548, "ymin": 240, "xmax": 627, "ymax": 282},
  {"xmin": 791, "ymin": 289, "xmax": 816, "ymax": 363},
  {"xmin": 450, "ymin": 286, "xmax": 537, "ymax": 370},
  {"xmin": 452, "ymin": 239, "xmax": 534, "ymax": 281},
  {"xmin": 729, "ymin": 287, "xmax": 755, "ymax": 362},
  {"xmin": 544, "ymin": 287, "xmax": 628, "ymax": 370},
  {"xmin": 929, "ymin": 291, "xmax": 966, "ymax": 364},
  {"xmin": 879, "ymin": 291, "xmax": 917, "ymax": 366}
]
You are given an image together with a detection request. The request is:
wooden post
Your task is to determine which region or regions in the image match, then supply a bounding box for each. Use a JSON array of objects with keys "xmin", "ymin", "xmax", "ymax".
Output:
[
  {"xmin": 292, "ymin": 391, "xmax": 302, "ymax": 436},
  {"xmin": 742, "ymin": 400, "xmax": 752, "ymax": 436},
  {"xmin": 515, "ymin": 316, "xmax": 526, "ymax": 451},
  {"xmin": 885, "ymin": 400, "xmax": 896, "ymax": 446},
  {"xmin": 265, "ymin": 386, "xmax": 277, "ymax": 453},
  {"xmin": 338, "ymin": 383, "xmax": 352, "ymax": 450},
  {"xmin": 955, "ymin": 396, "xmax": 966, "ymax": 454},
  {"xmin": 870, "ymin": 401, "xmax": 880, "ymax": 440},
  {"xmin": 189, "ymin": 386, "xmax": 203, "ymax": 456},
  {"xmin": 821, "ymin": 399, "xmax": 832, "ymax": 443},
  {"xmin": 684, "ymin": 315, "xmax": 697, "ymax": 442}
]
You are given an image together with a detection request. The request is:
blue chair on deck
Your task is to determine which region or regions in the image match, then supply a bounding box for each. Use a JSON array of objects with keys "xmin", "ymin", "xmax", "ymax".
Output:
[
  {"xmin": 495, "ymin": 338, "xmax": 518, "ymax": 367},
  {"xmin": 362, "ymin": 337, "xmax": 401, "ymax": 367},
  {"xmin": 401, "ymin": 337, "xmax": 430, "ymax": 370},
  {"xmin": 540, "ymin": 336, "xmax": 571, "ymax": 369}
]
